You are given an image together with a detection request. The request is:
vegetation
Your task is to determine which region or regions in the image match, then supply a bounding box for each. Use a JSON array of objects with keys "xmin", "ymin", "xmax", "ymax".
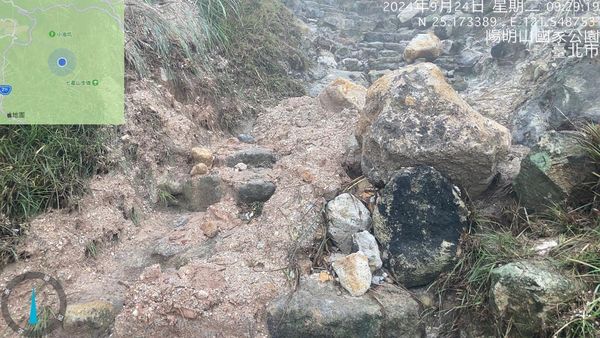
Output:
[
  {"xmin": 125, "ymin": 0, "xmax": 239, "ymax": 85},
  {"xmin": 432, "ymin": 123, "xmax": 600, "ymax": 337},
  {"xmin": 125, "ymin": 0, "xmax": 308, "ymax": 130},
  {"xmin": 0, "ymin": 125, "xmax": 108, "ymax": 264},
  {"xmin": 221, "ymin": 0, "xmax": 308, "ymax": 99}
]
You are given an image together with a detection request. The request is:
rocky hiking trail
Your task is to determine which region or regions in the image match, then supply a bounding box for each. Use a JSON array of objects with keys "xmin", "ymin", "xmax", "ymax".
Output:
[
  {"xmin": 3, "ymin": 0, "xmax": 600, "ymax": 336},
  {"xmin": 1, "ymin": 91, "xmax": 368, "ymax": 337}
]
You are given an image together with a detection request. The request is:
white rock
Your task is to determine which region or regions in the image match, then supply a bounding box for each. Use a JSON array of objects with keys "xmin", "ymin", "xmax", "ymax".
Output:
[
  {"xmin": 352, "ymin": 230, "xmax": 383, "ymax": 272},
  {"xmin": 234, "ymin": 162, "xmax": 248, "ymax": 171},
  {"xmin": 326, "ymin": 193, "xmax": 372, "ymax": 253}
]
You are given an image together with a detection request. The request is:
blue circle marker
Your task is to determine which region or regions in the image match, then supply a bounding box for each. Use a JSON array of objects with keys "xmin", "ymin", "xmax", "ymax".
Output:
[{"xmin": 57, "ymin": 57, "xmax": 67, "ymax": 68}]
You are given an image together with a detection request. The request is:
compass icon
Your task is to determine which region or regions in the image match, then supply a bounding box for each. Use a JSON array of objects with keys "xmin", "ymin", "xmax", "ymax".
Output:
[{"xmin": 1, "ymin": 272, "xmax": 67, "ymax": 337}]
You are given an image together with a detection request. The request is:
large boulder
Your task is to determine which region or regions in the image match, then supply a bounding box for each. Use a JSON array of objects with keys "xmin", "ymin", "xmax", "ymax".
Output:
[
  {"xmin": 266, "ymin": 275, "xmax": 424, "ymax": 338},
  {"xmin": 490, "ymin": 260, "xmax": 581, "ymax": 336},
  {"xmin": 513, "ymin": 131, "xmax": 594, "ymax": 210},
  {"xmin": 373, "ymin": 166, "xmax": 468, "ymax": 287},
  {"xmin": 403, "ymin": 33, "xmax": 442, "ymax": 63},
  {"xmin": 358, "ymin": 62, "xmax": 510, "ymax": 196},
  {"xmin": 318, "ymin": 78, "xmax": 367, "ymax": 113},
  {"xmin": 326, "ymin": 193, "xmax": 372, "ymax": 253}
]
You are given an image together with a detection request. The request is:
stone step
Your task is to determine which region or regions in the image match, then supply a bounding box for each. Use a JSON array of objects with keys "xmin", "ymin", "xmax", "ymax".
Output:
[
  {"xmin": 379, "ymin": 49, "xmax": 402, "ymax": 57},
  {"xmin": 370, "ymin": 56, "xmax": 404, "ymax": 64},
  {"xmin": 384, "ymin": 42, "xmax": 409, "ymax": 52},
  {"xmin": 363, "ymin": 31, "xmax": 416, "ymax": 43}
]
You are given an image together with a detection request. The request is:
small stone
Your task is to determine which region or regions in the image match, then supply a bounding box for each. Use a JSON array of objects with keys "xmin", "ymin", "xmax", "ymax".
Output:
[
  {"xmin": 172, "ymin": 216, "xmax": 189, "ymax": 228},
  {"xmin": 403, "ymin": 32, "xmax": 442, "ymax": 64},
  {"xmin": 234, "ymin": 163, "xmax": 248, "ymax": 171},
  {"xmin": 152, "ymin": 237, "xmax": 188, "ymax": 259},
  {"xmin": 319, "ymin": 271, "xmax": 334, "ymax": 282},
  {"xmin": 191, "ymin": 147, "xmax": 213, "ymax": 167},
  {"xmin": 236, "ymin": 179, "xmax": 276, "ymax": 204},
  {"xmin": 318, "ymin": 78, "xmax": 367, "ymax": 113},
  {"xmin": 200, "ymin": 221, "xmax": 219, "ymax": 238},
  {"xmin": 237, "ymin": 134, "xmax": 256, "ymax": 144},
  {"xmin": 63, "ymin": 300, "xmax": 115, "ymax": 337},
  {"xmin": 190, "ymin": 163, "xmax": 208, "ymax": 176},
  {"xmin": 326, "ymin": 193, "xmax": 372, "ymax": 253},
  {"xmin": 352, "ymin": 230, "xmax": 383, "ymax": 272},
  {"xmin": 300, "ymin": 169, "xmax": 315, "ymax": 183},
  {"xmin": 371, "ymin": 275, "xmax": 385, "ymax": 285},
  {"xmin": 332, "ymin": 252, "xmax": 372, "ymax": 297}
]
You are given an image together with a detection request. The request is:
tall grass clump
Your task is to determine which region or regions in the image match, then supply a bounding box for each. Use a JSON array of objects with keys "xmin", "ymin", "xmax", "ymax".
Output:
[
  {"xmin": 576, "ymin": 123, "xmax": 600, "ymax": 209},
  {"xmin": 125, "ymin": 0, "xmax": 238, "ymax": 83},
  {"xmin": 223, "ymin": 0, "xmax": 308, "ymax": 99}
]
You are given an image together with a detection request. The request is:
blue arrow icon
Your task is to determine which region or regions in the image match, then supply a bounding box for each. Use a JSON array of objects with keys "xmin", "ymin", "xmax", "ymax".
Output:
[
  {"xmin": 0, "ymin": 85, "xmax": 11, "ymax": 96},
  {"xmin": 29, "ymin": 287, "xmax": 38, "ymax": 326}
]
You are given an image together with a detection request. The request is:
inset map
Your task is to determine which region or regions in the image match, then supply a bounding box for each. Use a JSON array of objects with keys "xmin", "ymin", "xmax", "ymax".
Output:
[{"xmin": 0, "ymin": 0, "xmax": 124, "ymax": 124}]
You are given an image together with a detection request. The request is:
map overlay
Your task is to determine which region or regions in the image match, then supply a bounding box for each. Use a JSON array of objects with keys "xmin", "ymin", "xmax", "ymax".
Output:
[{"xmin": 0, "ymin": 0, "xmax": 124, "ymax": 124}]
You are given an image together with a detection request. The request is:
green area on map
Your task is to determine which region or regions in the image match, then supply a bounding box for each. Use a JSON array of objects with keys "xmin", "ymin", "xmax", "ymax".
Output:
[{"xmin": 0, "ymin": 0, "xmax": 124, "ymax": 124}]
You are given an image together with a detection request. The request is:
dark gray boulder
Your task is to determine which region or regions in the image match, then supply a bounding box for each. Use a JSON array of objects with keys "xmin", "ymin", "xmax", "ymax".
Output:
[
  {"xmin": 373, "ymin": 166, "xmax": 468, "ymax": 287},
  {"xmin": 266, "ymin": 275, "xmax": 423, "ymax": 338},
  {"xmin": 513, "ymin": 131, "xmax": 594, "ymax": 210},
  {"xmin": 236, "ymin": 179, "xmax": 276, "ymax": 204},
  {"xmin": 225, "ymin": 148, "xmax": 277, "ymax": 168},
  {"xmin": 160, "ymin": 175, "xmax": 223, "ymax": 212}
]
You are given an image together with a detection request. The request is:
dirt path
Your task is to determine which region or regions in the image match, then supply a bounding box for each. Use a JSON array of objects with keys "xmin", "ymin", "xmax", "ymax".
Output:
[{"xmin": 0, "ymin": 94, "xmax": 359, "ymax": 337}]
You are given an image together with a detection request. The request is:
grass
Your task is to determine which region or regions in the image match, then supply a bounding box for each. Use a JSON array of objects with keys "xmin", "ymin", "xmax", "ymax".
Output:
[
  {"xmin": 432, "ymin": 221, "xmax": 534, "ymax": 335},
  {"xmin": 84, "ymin": 240, "xmax": 98, "ymax": 259},
  {"xmin": 0, "ymin": 125, "xmax": 107, "ymax": 220},
  {"xmin": 157, "ymin": 188, "xmax": 176, "ymax": 207},
  {"xmin": 125, "ymin": 0, "xmax": 238, "ymax": 81},
  {"xmin": 222, "ymin": 0, "xmax": 308, "ymax": 100},
  {"xmin": 125, "ymin": 0, "xmax": 307, "ymax": 131},
  {"xmin": 0, "ymin": 126, "xmax": 108, "ymax": 266},
  {"xmin": 27, "ymin": 306, "xmax": 53, "ymax": 338},
  {"xmin": 576, "ymin": 123, "xmax": 600, "ymax": 209}
]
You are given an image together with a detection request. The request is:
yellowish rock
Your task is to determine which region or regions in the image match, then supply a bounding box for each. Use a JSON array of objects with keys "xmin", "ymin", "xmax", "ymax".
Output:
[
  {"xmin": 200, "ymin": 221, "xmax": 219, "ymax": 238},
  {"xmin": 191, "ymin": 147, "xmax": 213, "ymax": 167},
  {"xmin": 332, "ymin": 252, "xmax": 372, "ymax": 297},
  {"xmin": 190, "ymin": 163, "xmax": 209, "ymax": 176},
  {"xmin": 63, "ymin": 300, "xmax": 115, "ymax": 336},
  {"xmin": 318, "ymin": 78, "xmax": 367, "ymax": 113},
  {"xmin": 403, "ymin": 32, "xmax": 442, "ymax": 64}
]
